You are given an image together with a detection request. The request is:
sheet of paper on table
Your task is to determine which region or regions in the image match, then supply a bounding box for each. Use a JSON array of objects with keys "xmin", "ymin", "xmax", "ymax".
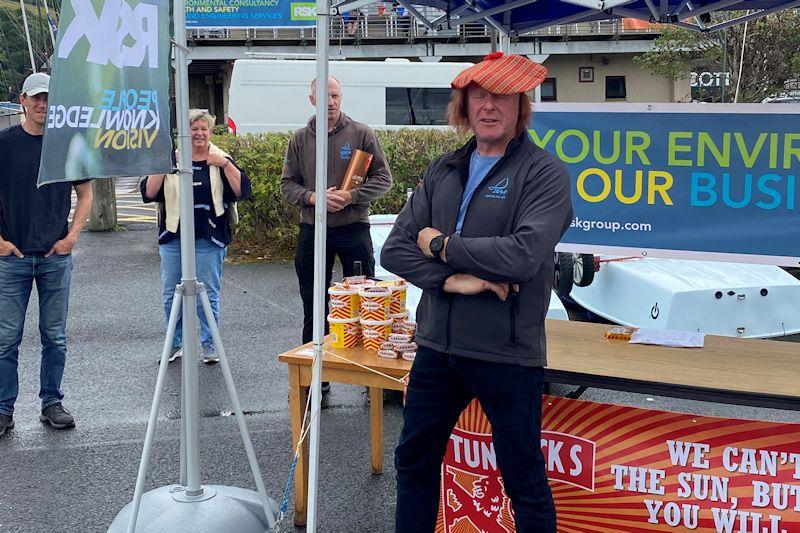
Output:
[{"xmin": 629, "ymin": 328, "xmax": 705, "ymax": 348}]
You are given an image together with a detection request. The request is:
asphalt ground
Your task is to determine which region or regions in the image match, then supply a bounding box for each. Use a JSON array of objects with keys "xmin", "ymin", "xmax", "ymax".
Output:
[
  {"xmin": 114, "ymin": 177, "xmax": 156, "ymax": 225},
  {"xmin": 0, "ymin": 221, "xmax": 798, "ymax": 533}
]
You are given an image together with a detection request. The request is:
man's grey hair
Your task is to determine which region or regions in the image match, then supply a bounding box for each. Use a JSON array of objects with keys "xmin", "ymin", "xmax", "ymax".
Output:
[{"xmin": 188, "ymin": 109, "xmax": 215, "ymax": 128}]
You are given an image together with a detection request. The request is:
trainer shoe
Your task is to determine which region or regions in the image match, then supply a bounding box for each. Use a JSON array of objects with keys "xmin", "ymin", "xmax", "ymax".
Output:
[
  {"xmin": 39, "ymin": 403, "xmax": 75, "ymax": 429},
  {"xmin": 202, "ymin": 342, "xmax": 219, "ymax": 365},
  {"xmin": 168, "ymin": 346, "xmax": 183, "ymax": 362},
  {"xmin": 0, "ymin": 413, "xmax": 13, "ymax": 437},
  {"xmin": 157, "ymin": 346, "xmax": 182, "ymax": 365}
]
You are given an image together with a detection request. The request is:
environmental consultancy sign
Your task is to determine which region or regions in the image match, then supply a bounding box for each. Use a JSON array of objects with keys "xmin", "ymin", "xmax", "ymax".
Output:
[
  {"xmin": 437, "ymin": 396, "xmax": 800, "ymax": 533},
  {"xmin": 38, "ymin": 0, "xmax": 172, "ymax": 185},
  {"xmin": 532, "ymin": 104, "xmax": 800, "ymax": 265},
  {"xmin": 185, "ymin": 0, "xmax": 316, "ymax": 27}
]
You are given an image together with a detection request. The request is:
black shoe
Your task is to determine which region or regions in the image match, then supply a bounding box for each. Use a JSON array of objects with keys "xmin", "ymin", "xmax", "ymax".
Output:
[
  {"xmin": 39, "ymin": 403, "xmax": 75, "ymax": 429},
  {"xmin": 321, "ymin": 382, "xmax": 330, "ymax": 393},
  {"xmin": 0, "ymin": 413, "xmax": 13, "ymax": 437}
]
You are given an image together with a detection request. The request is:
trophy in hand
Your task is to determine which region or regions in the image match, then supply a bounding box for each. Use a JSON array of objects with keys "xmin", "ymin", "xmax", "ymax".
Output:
[{"xmin": 340, "ymin": 149, "xmax": 373, "ymax": 191}]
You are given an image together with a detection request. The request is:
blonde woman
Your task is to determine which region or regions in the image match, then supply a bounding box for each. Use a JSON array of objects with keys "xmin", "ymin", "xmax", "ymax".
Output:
[{"xmin": 141, "ymin": 110, "xmax": 251, "ymax": 364}]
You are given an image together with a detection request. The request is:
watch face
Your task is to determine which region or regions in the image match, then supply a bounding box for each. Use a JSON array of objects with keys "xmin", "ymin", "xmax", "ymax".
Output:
[{"xmin": 431, "ymin": 235, "xmax": 443, "ymax": 254}]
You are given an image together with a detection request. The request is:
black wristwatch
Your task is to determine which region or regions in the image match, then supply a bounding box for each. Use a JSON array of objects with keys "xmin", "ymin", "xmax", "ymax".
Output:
[{"xmin": 429, "ymin": 234, "xmax": 446, "ymax": 258}]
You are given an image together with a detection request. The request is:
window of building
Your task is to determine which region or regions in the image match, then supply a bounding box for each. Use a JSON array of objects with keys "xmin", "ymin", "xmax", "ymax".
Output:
[
  {"xmin": 605, "ymin": 76, "xmax": 627, "ymax": 99},
  {"xmin": 540, "ymin": 78, "xmax": 557, "ymax": 101},
  {"xmin": 385, "ymin": 88, "xmax": 452, "ymax": 126}
]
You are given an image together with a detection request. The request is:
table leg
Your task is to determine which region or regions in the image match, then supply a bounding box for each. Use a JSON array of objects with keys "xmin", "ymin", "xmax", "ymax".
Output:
[
  {"xmin": 288, "ymin": 364, "xmax": 309, "ymax": 526},
  {"xmin": 369, "ymin": 387, "xmax": 384, "ymax": 475}
]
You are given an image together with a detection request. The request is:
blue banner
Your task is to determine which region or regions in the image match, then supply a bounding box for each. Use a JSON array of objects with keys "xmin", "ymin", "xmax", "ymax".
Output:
[
  {"xmin": 186, "ymin": 0, "xmax": 316, "ymax": 27},
  {"xmin": 531, "ymin": 104, "xmax": 800, "ymax": 264}
]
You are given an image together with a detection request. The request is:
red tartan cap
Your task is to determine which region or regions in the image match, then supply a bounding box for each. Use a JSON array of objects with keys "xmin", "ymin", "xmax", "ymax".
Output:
[{"xmin": 451, "ymin": 52, "xmax": 548, "ymax": 94}]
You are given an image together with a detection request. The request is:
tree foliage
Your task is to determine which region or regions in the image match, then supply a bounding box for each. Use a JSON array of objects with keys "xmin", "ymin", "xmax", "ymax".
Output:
[
  {"xmin": 0, "ymin": 0, "xmax": 55, "ymax": 101},
  {"xmin": 634, "ymin": 25, "xmax": 721, "ymax": 81},
  {"xmin": 634, "ymin": 10, "xmax": 800, "ymax": 102},
  {"xmin": 213, "ymin": 129, "xmax": 470, "ymax": 259}
]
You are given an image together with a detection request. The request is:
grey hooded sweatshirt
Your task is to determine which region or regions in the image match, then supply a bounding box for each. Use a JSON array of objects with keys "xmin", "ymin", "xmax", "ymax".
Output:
[
  {"xmin": 381, "ymin": 132, "xmax": 573, "ymax": 367},
  {"xmin": 281, "ymin": 113, "xmax": 392, "ymax": 227}
]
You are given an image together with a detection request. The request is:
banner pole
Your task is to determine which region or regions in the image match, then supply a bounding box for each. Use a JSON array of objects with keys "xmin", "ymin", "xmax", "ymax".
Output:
[
  {"xmin": 173, "ymin": 0, "xmax": 203, "ymax": 497},
  {"xmin": 42, "ymin": 0, "xmax": 56, "ymax": 48},
  {"xmin": 306, "ymin": 0, "xmax": 330, "ymax": 529},
  {"xmin": 19, "ymin": 0, "xmax": 37, "ymax": 72},
  {"xmin": 101, "ymin": 0, "xmax": 278, "ymax": 530}
]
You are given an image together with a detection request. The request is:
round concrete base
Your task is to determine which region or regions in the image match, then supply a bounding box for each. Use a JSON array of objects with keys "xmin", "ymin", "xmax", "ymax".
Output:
[{"xmin": 108, "ymin": 485, "xmax": 278, "ymax": 533}]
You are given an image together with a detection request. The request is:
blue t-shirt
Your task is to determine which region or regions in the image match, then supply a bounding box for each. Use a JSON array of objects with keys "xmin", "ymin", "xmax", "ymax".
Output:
[{"xmin": 454, "ymin": 150, "xmax": 501, "ymax": 233}]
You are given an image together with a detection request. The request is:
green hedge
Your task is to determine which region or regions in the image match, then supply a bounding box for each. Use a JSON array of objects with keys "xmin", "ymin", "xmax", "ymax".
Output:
[{"xmin": 213, "ymin": 129, "xmax": 470, "ymax": 258}]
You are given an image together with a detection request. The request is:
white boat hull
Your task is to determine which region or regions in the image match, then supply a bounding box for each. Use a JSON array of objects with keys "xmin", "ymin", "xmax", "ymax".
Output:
[{"xmin": 570, "ymin": 257, "xmax": 800, "ymax": 338}]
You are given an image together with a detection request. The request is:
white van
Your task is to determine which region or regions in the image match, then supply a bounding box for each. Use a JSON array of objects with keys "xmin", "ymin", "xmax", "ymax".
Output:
[{"xmin": 227, "ymin": 58, "xmax": 473, "ymax": 134}]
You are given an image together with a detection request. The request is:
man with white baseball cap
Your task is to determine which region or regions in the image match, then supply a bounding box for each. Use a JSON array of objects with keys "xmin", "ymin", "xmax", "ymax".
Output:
[
  {"xmin": 21, "ymin": 72, "xmax": 51, "ymax": 96},
  {"xmin": 0, "ymin": 72, "xmax": 93, "ymax": 436},
  {"xmin": 383, "ymin": 53, "xmax": 574, "ymax": 532}
]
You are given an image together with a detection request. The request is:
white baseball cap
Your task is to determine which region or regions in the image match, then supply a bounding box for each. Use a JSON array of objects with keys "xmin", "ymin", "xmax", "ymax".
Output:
[{"xmin": 21, "ymin": 72, "xmax": 50, "ymax": 96}]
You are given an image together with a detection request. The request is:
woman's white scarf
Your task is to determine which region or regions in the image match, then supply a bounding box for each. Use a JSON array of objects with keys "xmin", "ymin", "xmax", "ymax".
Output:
[{"xmin": 162, "ymin": 142, "xmax": 237, "ymax": 233}]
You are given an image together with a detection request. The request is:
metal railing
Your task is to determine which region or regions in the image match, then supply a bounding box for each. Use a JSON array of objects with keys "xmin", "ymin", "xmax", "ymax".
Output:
[
  {"xmin": 0, "ymin": 102, "xmax": 23, "ymax": 129},
  {"xmin": 187, "ymin": 11, "xmax": 661, "ymax": 42}
]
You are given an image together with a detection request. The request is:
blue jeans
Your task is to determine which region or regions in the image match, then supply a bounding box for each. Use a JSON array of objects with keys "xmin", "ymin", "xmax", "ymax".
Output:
[
  {"xmin": 159, "ymin": 238, "xmax": 226, "ymax": 348},
  {"xmin": 0, "ymin": 253, "xmax": 73, "ymax": 415},
  {"xmin": 395, "ymin": 346, "xmax": 556, "ymax": 533}
]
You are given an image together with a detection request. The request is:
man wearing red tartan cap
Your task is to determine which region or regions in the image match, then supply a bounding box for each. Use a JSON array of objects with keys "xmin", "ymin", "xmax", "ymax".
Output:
[{"xmin": 383, "ymin": 53, "xmax": 574, "ymax": 532}]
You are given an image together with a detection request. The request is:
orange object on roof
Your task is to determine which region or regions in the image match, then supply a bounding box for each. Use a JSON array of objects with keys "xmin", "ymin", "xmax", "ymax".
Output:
[{"xmin": 623, "ymin": 17, "xmax": 656, "ymax": 30}]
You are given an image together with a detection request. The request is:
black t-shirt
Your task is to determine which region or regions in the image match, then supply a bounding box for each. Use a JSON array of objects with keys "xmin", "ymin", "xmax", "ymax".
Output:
[
  {"xmin": 0, "ymin": 125, "xmax": 88, "ymax": 254},
  {"xmin": 140, "ymin": 159, "xmax": 251, "ymax": 247}
]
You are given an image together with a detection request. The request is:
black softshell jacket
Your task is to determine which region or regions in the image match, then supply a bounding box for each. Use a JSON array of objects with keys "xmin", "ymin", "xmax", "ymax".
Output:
[{"xmin": 381, "ymin": 132, "xmax": 573, "ymax": 367}]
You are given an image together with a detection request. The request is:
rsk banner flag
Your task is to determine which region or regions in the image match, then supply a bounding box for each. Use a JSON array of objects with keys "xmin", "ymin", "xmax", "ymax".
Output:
[
  {"xmin": 38, "ymin": 0, "xmax": 172, "ymax": 185},
  {"xmin": 438, "ymin": 396, "xmax": 800, "ymax": 532}
]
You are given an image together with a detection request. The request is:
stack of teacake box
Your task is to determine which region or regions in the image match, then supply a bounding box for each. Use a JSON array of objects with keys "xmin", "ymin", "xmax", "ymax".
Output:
[{"xmin": 327, "ymin": 276, "xmax": 417, "ymax": 361}]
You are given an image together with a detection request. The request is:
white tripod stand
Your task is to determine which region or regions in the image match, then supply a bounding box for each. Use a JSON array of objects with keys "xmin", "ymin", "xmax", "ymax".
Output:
[{"xmin": 107, "ymin": 0, "xmax": 279, "ymax": 529}]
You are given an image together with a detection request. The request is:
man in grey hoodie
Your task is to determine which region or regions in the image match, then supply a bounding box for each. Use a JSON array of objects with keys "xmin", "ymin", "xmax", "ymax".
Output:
[
  {"xmin": 382, "ymin": 53, "xmax": 573, "ymax": 532},
  {"xmin": 281, "ymin": 76, "xmax": 392, "ymax": 378}
]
